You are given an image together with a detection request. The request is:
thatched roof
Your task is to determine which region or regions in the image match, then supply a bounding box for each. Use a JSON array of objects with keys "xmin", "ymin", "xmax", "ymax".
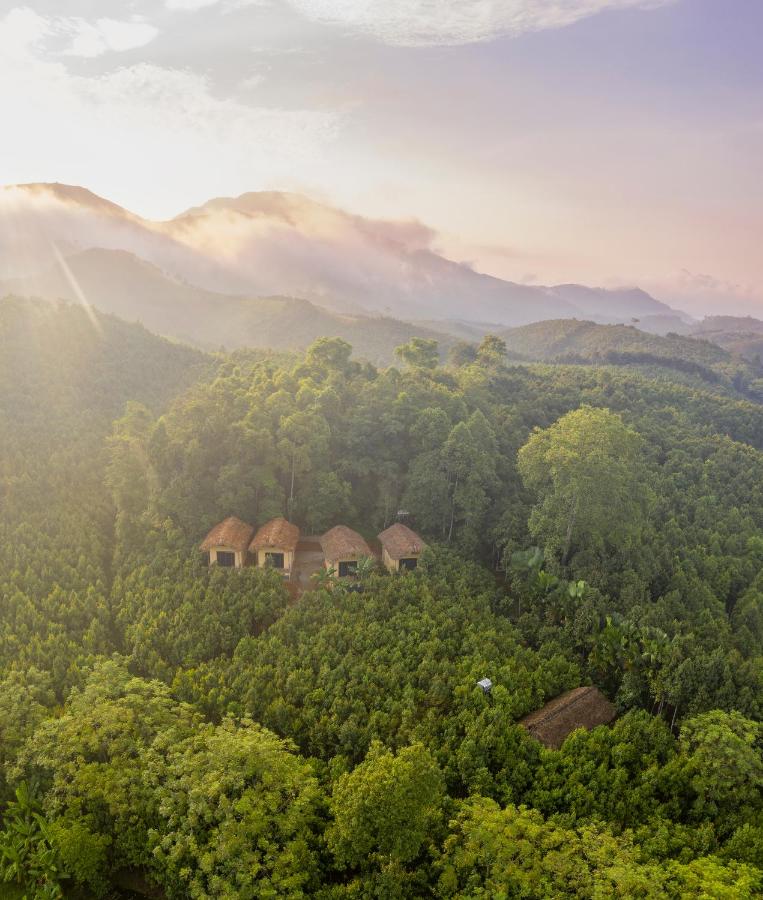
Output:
[
  {"xmin": 199, "ymin": 516, "xmax": 255, "ymax": 552},
  {"xmin": 378, "ymin": 522, "xmax": 427, "ymax": 559},
  {"xmin": 250, "ymin": 517, "xmax": 300, "ymax": 552},
  {"xmin": 320, "ymin": 525, "xmax": 372, "ymax": 563},
  {"xmin": 519, "ymin": 686, "xmax": 616, "ymax": 749}
]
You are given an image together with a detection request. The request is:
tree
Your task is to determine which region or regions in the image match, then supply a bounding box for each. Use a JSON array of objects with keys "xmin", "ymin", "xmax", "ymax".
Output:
[
  {"xmin": 518, "ymin": 406, "xmax": 652, "ymax": 565},
  {"xmin": 306, "ymin": 337, "xmax": 354, "ymax": 374},
  {"xmin": 443, "ymin": 411, "xmax": 498, "ymax": 549},
  {"xmin": 145, "ymin": 718, "xmax": 323, "ymax": 899},
  {"xmin": 277, "ymin": 408, "xmax": 331, "ymax": 518},
  {"xmin": 14, "ymin": 660, "xmax": 199, "ymax": 872},
  {"xmin": 105, "ymin": 402, "xmax": 156, "ymax": 547},
  {"xmin": 448, "ymin": 341, "xmax": 477, "ymax": 368},
  {"xmin": 328, "ymin": 742, "xmax": 445, "ymax": 869},
  {"xmin": 676, "ymin": 711, "xmax": 763, "ymax": 836},
  {"xmin": 437, "ymin": 798, "xmax": 762, "ymax": 898},
  {"xmin": 404, "ymin": 410, "xmax": 497, "ymax": 549},
  {"xmin": 476, "ymin": 334, "xmax": 507, "ymax": 367},
  {"xmin": 14, "ymin": 663, "xmax": 324, "ymax": 899},
  {"xmin": 301, "ymin": 471, "xmax": 354, "ymax": 534},
  {"xmin": 394, "ymin": 338, "xmax": 440, "ymax": 370},
  {"xmin": 0, "ymin": 668, "xmax": 54, "ymax": 798}
]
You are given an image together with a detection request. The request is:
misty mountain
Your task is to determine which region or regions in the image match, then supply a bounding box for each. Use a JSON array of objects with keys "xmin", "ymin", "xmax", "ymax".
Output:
[
  {"xmin": 692, "ymin": 315, "xmax": 763, "ymax": 336},
  {"xmin": 497, "ymin": 318, "xmax": 758, "ymax": 390},
  {"xmin": 626, "ymin": 313, "xmax": 694, "ymax": 336},
  {"xmin": 0, "ymin": 247, "xmax": 455, "ymax": 363},
  {"xmin": 688, "ymin": 315, "xmax": 763, "ymax": 362},
  {"xmin": 1, "ymin": 182, "xmax": 686, "ymax": 330},
  {"xmin": 549, "ymin": 284, "xmax": 674, "ymax": 319}
]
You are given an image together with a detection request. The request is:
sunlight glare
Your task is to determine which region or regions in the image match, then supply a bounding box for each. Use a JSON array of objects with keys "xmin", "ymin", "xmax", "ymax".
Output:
[{"xmin": 51, "ymin": 241, "xmax": 103, "ymax": 334}]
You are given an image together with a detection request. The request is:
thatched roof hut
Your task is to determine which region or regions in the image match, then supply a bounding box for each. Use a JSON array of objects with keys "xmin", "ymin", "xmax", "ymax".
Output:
[
  {"xmin": 378, "ymin": 523, "xmax": 426, "ymax": 559},
  {"xmin": 249, "ymin": 516, "xmax": 300, "ymax": 578},
  {"xmin": 378, "ymin": 523, "xmax": 427, "ymax": 572},
  {"xmin": 199, "ymin": 516, "xmax": 255, "ymax": 553},
  {"xmin": 519, "ymin": 686, "xmax": 616, "ymax": 749},
  {"xmin": 249, "ymin": 517, "xmax": 300, "ymax": 552},
  {"xmin": 320, "ymin": 525, "xmax": 372, "ymax": 565}
]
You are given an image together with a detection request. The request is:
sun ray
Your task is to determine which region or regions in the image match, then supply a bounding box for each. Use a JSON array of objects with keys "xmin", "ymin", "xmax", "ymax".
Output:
[{"xmin": 51, "ymin": 241, "xmax": 103, "ymax": 334}]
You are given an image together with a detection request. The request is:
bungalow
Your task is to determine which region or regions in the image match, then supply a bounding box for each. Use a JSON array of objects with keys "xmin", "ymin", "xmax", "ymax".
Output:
[
  {"xmin": 320, "ymin": 525, "xmax": 372, "ymax": 578},
  {"xmin": 200, "ymin": 516, "xmax": 255, "ymax": 569},
  {"xmin": 249, "ymin": 517, "xmax": 300, "ymax": 580},
  {"xmin": 378, "ymin": 522, "xmax": 427, "ymax": 573},
  {"xmin": 518, "ymin": 686, "xmax": 616, "ymax": 749}
]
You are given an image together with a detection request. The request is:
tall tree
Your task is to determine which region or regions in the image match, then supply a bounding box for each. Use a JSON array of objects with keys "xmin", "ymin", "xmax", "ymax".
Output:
[
  {"xmin": 394, "ymin": 338, "xmax": 440, "ymax": 370},
  {"xmin": 518, "ymin": 406, "xmax": 652, "ymax": 565}
]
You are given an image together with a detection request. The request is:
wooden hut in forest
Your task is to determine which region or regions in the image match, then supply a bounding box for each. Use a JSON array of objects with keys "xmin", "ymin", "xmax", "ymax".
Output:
[
  {"xmin": 519, "ymin": 686, "xmax": 616, "ymax": 749},
  {"xmin": 249, "ymin": 517, "xmax": 300, "ymax": 580},
  {"xmin": 200, "ymin": 516, "xmax": 255, "ymax": 569},
  {"xmin": 320, "ymin": 525, "xmax": 372, "ymax": 577},
  {"xmin": 378, "ymin": 523, "xmax": 427, "ymax": 573}
]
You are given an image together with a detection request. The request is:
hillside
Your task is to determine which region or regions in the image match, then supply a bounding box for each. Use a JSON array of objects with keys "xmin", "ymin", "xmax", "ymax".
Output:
[
  {"xmin": 693, "ymin": 315, "xmax": 763, "ymax": 336},
  {"xmin": 688, "ymin": 315, "xmax": 763, "ymax": 362},
  {"xmin": 1, "ymin": 182, "xmax": 686, "ymax": 329},
  {"xmin": 0, "ymin": 296, "xmax": 211, "ymax": 718},
  {"xmin": 0, "ymin": 294, "xmax": 209, "ymax": 426},
  {"xmin": 498, "ymin": 318, "xmax": 758, "ymax": 390},
  {"xmin": 1, "ymin": 248, "xmax": 455, "ymax": 363}
]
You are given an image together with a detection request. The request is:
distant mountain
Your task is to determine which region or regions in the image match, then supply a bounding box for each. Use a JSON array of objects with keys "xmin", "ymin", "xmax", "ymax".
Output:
[
  {"xmin": 688, "ymin": 316, "xmax": 763, "ymax": 362},
  {"xmin": 549, "ymin": 284, "xmax": 674, "ymax": 319},
  {"xmin": 692, "ymin": 315, "xmax": 763, "ymax": 336},
  {"xmin": 497, "ymin": 319, "xmax": 754, "ymax": 387},
  {"xmin": 628, "ymin": 314, "xmax": 694, "ymax": 336},
  {"xmin": 1, "ymin": 182, "xmax": 687, "ymax": 330},
  {"xmin": 0, "ymin": 247, "xmax": 454, "ymax": 363}
]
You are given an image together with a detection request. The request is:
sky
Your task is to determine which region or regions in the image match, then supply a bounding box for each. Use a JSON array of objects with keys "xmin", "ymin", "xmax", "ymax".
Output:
[{"xmin": 1, "ymin": 0, "xmax": 762, "ymax": 314}]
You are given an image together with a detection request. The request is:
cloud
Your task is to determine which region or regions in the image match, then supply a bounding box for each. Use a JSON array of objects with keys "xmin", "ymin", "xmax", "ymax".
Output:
[
  {"xmin": 165, "ymin": 0, "xmax": 226, "ymax": 9},
  {"xmin": 62, "ymin": 18, "xmax": 159, "ymax": 58},
  {"xmin": 641, "ymin": 269, "xmax": 763, "ymax": 318},
  {"xmin": 284, "ymin": 0, "xmax": 672, "ymax": 47},
  {"xmin": 165, "ymin": 0, "xmax": 269, "ymax": 10},
  {"xmin": 0, "ymin": 6, "xmax": 48, "ymax": 55},
  {"xmin": 0, "ymin": 7, "xmax": 339, "ymax": 218},
  {"xmin": 676, "ymin": 269, "xmax": 757, "ymax": 300},
  {"xmin": 0, "ymin": 6, "xmax": 158, "ymax": 58}
]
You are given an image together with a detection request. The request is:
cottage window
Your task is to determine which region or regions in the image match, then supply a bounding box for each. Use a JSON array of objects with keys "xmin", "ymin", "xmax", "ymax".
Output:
[
  {"xmin": 338, "ymin": 560, "xmax": 357, "ymax": 578},
  {"xmin": 216, "ymin": 551, "xmax": 235, "ymax": 567},
  {"xmin": 265, "ymin": 552, "xmax": 285, "ymax": 569},
  {"xmin": 399, "ymin": 557, "xmax": 418, "ymax": 571}
]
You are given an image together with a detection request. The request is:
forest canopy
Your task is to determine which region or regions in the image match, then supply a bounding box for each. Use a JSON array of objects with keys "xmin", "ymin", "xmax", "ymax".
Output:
[{"xmin": 0, "ymin": 298, "xmax": 761, "ymax": 898}]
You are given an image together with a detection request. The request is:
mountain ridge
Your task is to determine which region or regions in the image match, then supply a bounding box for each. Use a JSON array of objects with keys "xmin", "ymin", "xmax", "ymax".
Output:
[
  {"xmin": 0, "ymin": 247, "xmax": 458, "ymax": 362},
  {"xmin": 1, "ymin": 181, "xmax": 688, "ymax": 331}
]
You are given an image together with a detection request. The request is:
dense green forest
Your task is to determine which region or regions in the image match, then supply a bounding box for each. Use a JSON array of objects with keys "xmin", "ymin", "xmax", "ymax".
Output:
[
  {"xmin": 1, "ymin": 297, "xmax": 761, "ymax": 898},
  {"xmin": 498, "ymin": 318, "xmax": 763, "ymax": 399}
]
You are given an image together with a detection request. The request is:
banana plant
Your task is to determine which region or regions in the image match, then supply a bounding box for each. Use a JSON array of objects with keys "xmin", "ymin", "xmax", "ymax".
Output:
[
  {"xmin": 311, "ymin": 566, "xmax": 337, "ymax": 590},
  {"xmin": 0, "ymin": 782, "xmax": 63, "ymax": 900},
  {"xmin": 354, "ymin": 555, "xmax": 377, "ymax": 582}
]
